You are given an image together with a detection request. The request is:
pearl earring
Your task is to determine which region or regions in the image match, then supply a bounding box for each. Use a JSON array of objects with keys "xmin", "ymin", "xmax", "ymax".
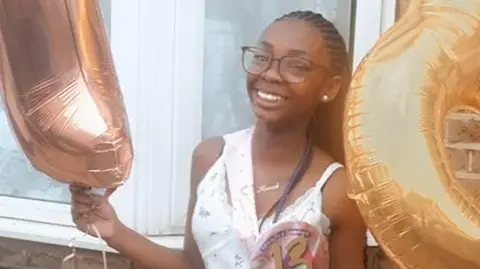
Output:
[{"xmin": 322, "ymin": 95, "xmax": 328, "ymax": 102}]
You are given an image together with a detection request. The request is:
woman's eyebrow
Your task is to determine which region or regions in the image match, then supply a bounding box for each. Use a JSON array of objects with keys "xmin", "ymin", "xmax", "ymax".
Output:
[{"xmin": 259, "ymin": 41, "xmax": 309, "ymax": 56}]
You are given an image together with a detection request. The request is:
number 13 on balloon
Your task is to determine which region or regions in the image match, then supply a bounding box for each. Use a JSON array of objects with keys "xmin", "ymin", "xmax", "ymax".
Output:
[
  {"xmin": 269, "ymin": 237, "xmax": 313, "ymax": 269},
  {"xmin": 250, "ymin": 222, "xmax": 328, "ymax": 269}
]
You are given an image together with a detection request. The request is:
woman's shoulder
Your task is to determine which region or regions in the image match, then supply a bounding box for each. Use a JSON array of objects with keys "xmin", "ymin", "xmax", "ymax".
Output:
[
  {"xmin": 222, "ymin": 126, "xmax": 254, "ymax": 143},
  {"xmin": 320, "ymin": 164, "xmax": 363, "ymax": 228},
  {"xmin": 191, "ymin": 136, "xmax": 225, "ymax": 189},
  {"xmin": 192, "ymin": 127, "xmax": 251, "ymax": 166},
  {"xmin": 190, "ymin": 127, "xmax": 252, "ymax": 186}
]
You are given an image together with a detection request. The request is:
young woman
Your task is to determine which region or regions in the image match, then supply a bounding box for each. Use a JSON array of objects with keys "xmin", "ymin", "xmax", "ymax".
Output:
[{"xmin": 70, "ymin": 10, "xmax": 366, "ymax": 269}]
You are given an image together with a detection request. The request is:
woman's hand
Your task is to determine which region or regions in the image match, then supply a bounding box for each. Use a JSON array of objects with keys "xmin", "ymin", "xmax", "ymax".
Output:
[{"xmin": 70, "ymin": 185, "xmax": 121, "ymax": 240}]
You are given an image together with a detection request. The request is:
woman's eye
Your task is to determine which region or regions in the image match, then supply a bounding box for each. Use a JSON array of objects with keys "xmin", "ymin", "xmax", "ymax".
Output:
[
  {"xmin": 285, "ymin": 59, "xmax": 310, "ymax": 69},
  {"xmin": 292, "ymin": 64, "xmax": 309, "ymax": 69},
  {"xmin": 288, "ymin": 63, "xmax": 310, "ymax": 71},
  {"xmin": 253, "ymin": 55, "xmax": 269, "ymax": 62}
]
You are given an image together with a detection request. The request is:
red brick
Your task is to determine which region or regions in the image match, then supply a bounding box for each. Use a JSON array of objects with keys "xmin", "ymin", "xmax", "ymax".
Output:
[
  {"xmin": 471, "ymin": 150, "xmax": 480, "ymax": 173},
  {"xmin": 446, "ymin": 148, "xmax": 469, "ymax": 172},
  {"xmin": 444, "ymin": 112, "xmax": 480, "ymax": 181},
  {"xmin": 445, "ymin": 113, "xmax": 480, "ymax": 144},
  {"xmin": 0, "ymin": 237, "xmax": 132, "ymax": 269}
]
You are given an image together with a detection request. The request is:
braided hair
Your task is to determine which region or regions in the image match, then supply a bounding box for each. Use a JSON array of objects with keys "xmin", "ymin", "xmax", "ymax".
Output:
[
  {"xmin": 273, "ymin": 12, "xmax": 365, "ymax": 264},
  {"xmin": 275, "ymin": 11, "xmax": 351, "ymax": 164}
]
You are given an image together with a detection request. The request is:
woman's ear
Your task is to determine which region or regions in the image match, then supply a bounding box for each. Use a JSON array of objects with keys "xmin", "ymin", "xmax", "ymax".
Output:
[{"xmin": 319, "ymin": 75, "xmax": 342, "ymax": 103}]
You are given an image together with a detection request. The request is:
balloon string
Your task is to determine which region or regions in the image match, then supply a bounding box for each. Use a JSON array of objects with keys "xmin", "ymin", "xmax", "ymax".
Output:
[
  {"xmin": 89, "ymin": 223, "xmax": 108, "ymax": 269},
  {"xmin": 61, "ymin": 224, "xmax": 108, "ymax": 269}
]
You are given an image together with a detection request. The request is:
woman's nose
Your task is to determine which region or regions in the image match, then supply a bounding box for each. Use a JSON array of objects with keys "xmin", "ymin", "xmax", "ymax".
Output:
[{"xmin": 261, "ymin": 59, "xmax": 283, "ymax": 82}]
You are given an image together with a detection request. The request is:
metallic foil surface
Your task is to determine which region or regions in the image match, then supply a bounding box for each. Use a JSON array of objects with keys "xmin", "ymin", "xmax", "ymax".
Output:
[
  {"xmin": 250, "ymin": 221, "xmax": 328, "ymax": 269},
  {"xmin": 344, "ymin": 0, "xmax": 480, "ymax": 268},
  {"xmin": 0, "ymin": 0, "xmax": 133, "ymax": 188}
]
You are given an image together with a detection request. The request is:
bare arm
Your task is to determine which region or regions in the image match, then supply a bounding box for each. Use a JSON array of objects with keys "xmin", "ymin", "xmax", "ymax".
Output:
[
  {"xmin": 107, "ymin": 137, "xmax": 224, "ymax": 269},
  {"xmin": 107, "ymin": 224, "xmax": 189, "ymax": 269},
  {"xmin": 323, "ymin": 169, "xmax": 367, "ymax": 269},
  {"xmin": 183, "ymin": 136, "xmax": 225, "ymax": 269}
]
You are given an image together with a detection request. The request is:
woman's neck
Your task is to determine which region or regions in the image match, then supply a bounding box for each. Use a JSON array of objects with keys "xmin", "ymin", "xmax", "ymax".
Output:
[{"xmin": 252, "ymin": 119, "xmax": 311, "ymax": 165}]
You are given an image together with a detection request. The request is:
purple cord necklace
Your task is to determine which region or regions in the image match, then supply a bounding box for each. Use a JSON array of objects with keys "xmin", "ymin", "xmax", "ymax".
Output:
[{"xmin": 258, "ymin": 131, "xmax": 314, "ymax": 231}]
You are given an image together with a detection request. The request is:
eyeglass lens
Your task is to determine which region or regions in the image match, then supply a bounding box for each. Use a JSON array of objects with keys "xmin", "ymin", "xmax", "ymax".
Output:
[{"xmin": 242, "ymin": 47, "xmax": 312, "ymax": 83}]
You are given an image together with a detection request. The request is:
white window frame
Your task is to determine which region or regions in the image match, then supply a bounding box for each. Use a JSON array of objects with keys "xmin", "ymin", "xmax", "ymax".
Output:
[
  {"xmin": 0, "ymin": 0, "xmax": 183, "ymax": 252},
  {"xmin": 0, "ymin": 0, "xmax": 396, "ymax": 252}
]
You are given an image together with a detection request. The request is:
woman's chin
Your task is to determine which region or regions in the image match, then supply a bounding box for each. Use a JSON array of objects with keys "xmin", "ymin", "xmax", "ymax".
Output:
[
  {"xmin": 253, "ymin": 108, "xmax": 284, "ymax": 124},
  {"xmin": 253, "ymin": 110, "xmax": 295, "ymax": 130}
]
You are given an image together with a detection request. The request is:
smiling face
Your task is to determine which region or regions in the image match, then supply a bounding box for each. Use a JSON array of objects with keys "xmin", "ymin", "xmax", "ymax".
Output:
[{"xmin": 245, "ymin": 19, "xmax": 340, "ymax": 127}]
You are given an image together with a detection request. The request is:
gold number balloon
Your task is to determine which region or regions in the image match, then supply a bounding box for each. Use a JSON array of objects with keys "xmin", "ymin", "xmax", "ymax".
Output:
[
  {"xmin": 344, "ymin": 0, "xmax": 480, "ymax": 268},
  {"xmin": 0, "ymin": 0, "xmax": 133, "ymax": 189}
]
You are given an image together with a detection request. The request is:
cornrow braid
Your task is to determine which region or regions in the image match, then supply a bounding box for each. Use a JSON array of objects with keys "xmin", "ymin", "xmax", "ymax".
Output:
[
  {"xmin": 275, "ymin": 10, "xmax": 349, "ymax": 78},
  {"xmin": 275, "ymin": 10, "xmax": 351, "ymax": 163},
  {"xmin": 257, "ymin": 11, "xmax": 353, "ymax": 232}
]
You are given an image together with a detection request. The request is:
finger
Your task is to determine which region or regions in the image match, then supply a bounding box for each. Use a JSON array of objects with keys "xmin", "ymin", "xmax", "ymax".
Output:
[
  {"xmin": 87, "ymin": 194, "xmax": 104, "ymax": 205},
  {"xmin": 87, "ymin": 204, "xmax": 114, "ymax": 221},
  {"xmin": 71, "ymin": 207, "xmax": 89, "ymax": 222},
  {"xmin": 69, "ymin": 185, "xmax": 91, "ymax": 194},
  {"xmin": 72, "ymin": 192, "xmax": 95, "ymax": 205},
  {"xmin": 86, "ymin": 212, "xmax": 101, "ymax": 225},
  {"xmin": 71, "ymin": 206, "xmax": 108, "ymax": 227},
  {"xmin": 71, "ymin": 207, "xmax": 79, "ymax": 221},
  {"xmin": 72, "ymin": 191, "xmax": 105, "ymax": 206},
  {"xmin": 87, "ymin": 188, "xmax": 116, "ymax": 201},
  {"xmin": 104, "ymin": 187, "xmax": 117, "ymax": 198},
  {"xmin": 74, "ymin": 217, "xmax": 90, "ymax": 233},
  {"xmin": 72, "ymin": 198, "xmax": 110, "ymax": 220},
  {"xmin": 70, "ymin": 187, "xmax": 110, "ymax": 207},
  {"xmin": 71, "ymin": 202, "xmax": 95, "ymax": 216}
]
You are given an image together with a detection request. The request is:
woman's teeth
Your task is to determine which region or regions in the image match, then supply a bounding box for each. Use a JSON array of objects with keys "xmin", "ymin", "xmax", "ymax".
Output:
[{"xmin": 257, "ymin": 91, "xmax": 284, "ymax": 102}]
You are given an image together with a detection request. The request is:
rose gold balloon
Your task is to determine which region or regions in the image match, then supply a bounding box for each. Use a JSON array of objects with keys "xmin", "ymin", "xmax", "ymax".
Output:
[{"xmin": 0, "ymin": 0, "xmax": 133, "ymax": 188}]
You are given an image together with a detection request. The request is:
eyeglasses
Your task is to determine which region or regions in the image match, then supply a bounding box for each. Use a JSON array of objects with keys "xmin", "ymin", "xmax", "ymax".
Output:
[{"xmin": 241, "ymin": 46, "xmax": 328, "ymax": 84}]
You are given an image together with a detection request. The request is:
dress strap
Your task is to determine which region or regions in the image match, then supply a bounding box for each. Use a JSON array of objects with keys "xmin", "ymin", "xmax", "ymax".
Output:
[
  {"xmin": 316, "ymin": 162, "xmax": 344, "ymax": 191},
  {"xmin": 223, "ymin": 128, "xmax": 258, "ymax": 255}
]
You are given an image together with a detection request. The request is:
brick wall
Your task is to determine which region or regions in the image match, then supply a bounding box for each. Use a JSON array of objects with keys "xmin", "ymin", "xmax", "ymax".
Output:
[
  {"xmin": 0, "ymin": 237, "xmax": 400, "ymax": 269},
  {"xmin": 0, "ymin": 237, "xmax": 133, "ymax": 269},
  {"xmin": 445, "ymin": 112, "xmax": 480, "ymax": 181}
]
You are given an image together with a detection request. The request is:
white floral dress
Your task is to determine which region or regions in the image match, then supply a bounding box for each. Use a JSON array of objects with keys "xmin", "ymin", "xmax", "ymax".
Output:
[{"xmin": 192, "ymin": 128, "xmax": 343, "ymax": 269}]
